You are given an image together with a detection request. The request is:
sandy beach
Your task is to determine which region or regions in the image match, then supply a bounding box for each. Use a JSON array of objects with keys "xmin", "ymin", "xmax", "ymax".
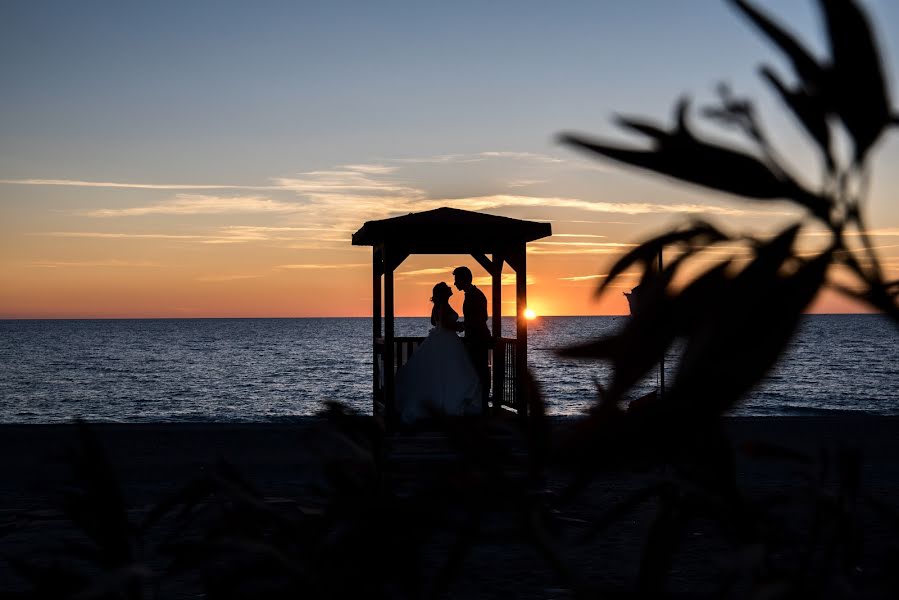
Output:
[{"xmin": 2, "ymin": 416, "xmax": 898, "ymax": 597}]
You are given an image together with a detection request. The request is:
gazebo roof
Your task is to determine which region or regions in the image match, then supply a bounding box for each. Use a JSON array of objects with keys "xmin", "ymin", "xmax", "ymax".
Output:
[{"xmin": 352, "ymin": 207, "xmax": 551, "ymax": 253}]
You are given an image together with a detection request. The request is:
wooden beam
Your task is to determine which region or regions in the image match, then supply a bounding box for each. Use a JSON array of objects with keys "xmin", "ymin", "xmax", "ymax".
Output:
[
  {"xmin": 386, "ymin": 248, "xmax": 409, "ymax": 273},
  {"xmin": 471, "ymin": 252, "xmax": 496, "ymax": 275},
  {"xmin": 505, "ymin": 248, "xmax": 525, "ymax": 274}
]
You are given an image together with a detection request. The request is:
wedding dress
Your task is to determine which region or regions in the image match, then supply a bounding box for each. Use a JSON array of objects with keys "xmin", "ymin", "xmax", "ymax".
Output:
[{"xmin": 395, "ymin": 306, "xmax": 482, "ymax": 425}]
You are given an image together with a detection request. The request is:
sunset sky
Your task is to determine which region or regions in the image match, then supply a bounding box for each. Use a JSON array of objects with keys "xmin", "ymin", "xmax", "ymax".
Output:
[{"xmin": 2, "ymin": 0, "xmax": 898, "ymax": 318}]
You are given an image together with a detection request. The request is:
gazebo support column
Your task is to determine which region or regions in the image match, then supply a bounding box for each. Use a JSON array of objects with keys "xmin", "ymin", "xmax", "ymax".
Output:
[
  {"xmin": 473, "ymin": 252, "xmax": 505, "ymax": 413},
  {"xmin": 511, "ymin": 248, "xmax": 528, "ymax": 417},
  {"xmin": 372, "ymin": 247, "xmax": 383, "ymax": 416},
  {"xmin": 383, "ymin": 248, "xmax": 395, "ymax": 425},
  {"xmin": 491, "ymin": 253, "xmax": 503, "ymax": 413}
]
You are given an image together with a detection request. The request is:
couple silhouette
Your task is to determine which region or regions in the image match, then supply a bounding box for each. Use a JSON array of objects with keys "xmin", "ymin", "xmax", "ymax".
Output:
[{"xmin": 396, "ymin": 266, "xmax": 492, "ymax": 425}]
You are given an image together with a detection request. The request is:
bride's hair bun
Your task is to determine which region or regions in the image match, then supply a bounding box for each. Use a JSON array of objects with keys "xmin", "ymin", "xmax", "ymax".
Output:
[{"xmin": 431, "ymin": 282, "xmax": 452, "ymax": 303}]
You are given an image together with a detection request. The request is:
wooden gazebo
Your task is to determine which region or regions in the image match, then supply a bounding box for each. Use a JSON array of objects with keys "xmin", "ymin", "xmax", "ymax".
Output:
[{"xmin": 352, "ymin": 207, "xmax": 551, "ymax": 423}]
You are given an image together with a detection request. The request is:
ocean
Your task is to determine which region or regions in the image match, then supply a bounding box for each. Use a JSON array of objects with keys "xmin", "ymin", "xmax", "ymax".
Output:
[{"xmin": 0, "ymin": 315, "xmax": 896, "ymax": 423}]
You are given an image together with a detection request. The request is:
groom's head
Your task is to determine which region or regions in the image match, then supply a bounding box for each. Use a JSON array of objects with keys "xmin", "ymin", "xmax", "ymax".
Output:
[{"xmin": 452, "ymin": 266, "xmax": 473, "ymax": 292}]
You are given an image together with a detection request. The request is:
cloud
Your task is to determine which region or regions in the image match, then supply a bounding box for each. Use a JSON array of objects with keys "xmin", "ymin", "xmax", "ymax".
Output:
[
  {"xmin": 531, "ymin": 241, "xmax": 637, "ymax": 252},
  {"xmin": 473, "ymin": 273, "xmax": 535, "ymax": 286},
  {"xmin": 26, "ymin": 259, "xmax": 161, "ymax": 268},
  {"xmin": 437, "ymin": 194, "xmax": 786, "ymax": 217},
  {"xmin": 551, "ymin": 233, "xmax": 607, "ymax": 239},
  {"xmin": 0, "ymin": 178, "xmax": 272, "ymax": 190},
  {"xmin": 550, "ymin": 219, "xmax": 640, "ymax": 225},
  {"xmin": 34, "ymin": 232, "xmax": 204, "ymax": 240},
  {"xmin": 200, "ymin": 225, "xmax": 349, "ymax": 244},
  {"xmin": 273, "ymin": 170, "xmax": 421, "ymax": 198},
  {"xmin": 396, "ymin": 266, "xmax": 456, "ymax": 279},
  {"xmin": 558, "ymin": 274, "xmax": 608, "ymax": 282},
  {"xmin": 197, "ymin": 274, "xmax": 265, "ymax": 282},
  {"xmin": 276, "ymin": 263, "xmax": 368, "ymax": 270},
  {"xmin": 507, "ymin": 179, "xmax": 548, "ymax": 188},
  {"xmin": 391, "ymin": 151, "xmax": 564, "ymax": 165},
  {"xmin": 802, "ymin": 227, "xmax": 899, "ymax": 238},
  {"xmin": 85, "ymin": 194, "xmax": 300, "ymax": 217},
  {"xmin": 32, "ymin": 226, "xmax": 351, "ymax": 246},
  {"xmin": 343, "ymin": 164, "xmax": 399, "ymax": 174}
]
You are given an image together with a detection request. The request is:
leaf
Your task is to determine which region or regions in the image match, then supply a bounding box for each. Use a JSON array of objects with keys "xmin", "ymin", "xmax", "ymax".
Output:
[
  {"xmin": 729, "ymin": 0, "xmax": 826, "ymax": 95},
  {"xmin": 820, "ymin": 0, "xmax": 894, "ymax": 162},
  {"xmin": 593, "ymin": 221, "xmax": 726, "ymax": 297},
  {"xmin": 760, "ymin": 66, "xmax": 834, "ymax": 169},
  {"xmin": 560, "ymin": 101, "xmax": 831, "ymax": 219},
  {"xmin": 562, "ymin": 256, "xmax": 685, "ymax": 404},
  {"xmin": 666, "ymin": 243, "xmax": 830, "ymax": 415}
]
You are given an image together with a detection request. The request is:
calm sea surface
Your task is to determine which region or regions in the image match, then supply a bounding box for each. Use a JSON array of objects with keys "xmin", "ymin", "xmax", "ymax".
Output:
[{"xmin": 0, "ymin": 315, "xmax": 896, "ymax": 423}]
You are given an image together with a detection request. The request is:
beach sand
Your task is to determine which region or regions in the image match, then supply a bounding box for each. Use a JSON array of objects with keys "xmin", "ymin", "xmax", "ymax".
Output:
[{"xmin": 1, "ymin": 417, "xmax": 897, "ymax": 597}]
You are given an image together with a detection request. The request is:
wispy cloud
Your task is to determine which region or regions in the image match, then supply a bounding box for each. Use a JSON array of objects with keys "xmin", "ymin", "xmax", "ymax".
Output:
[
  {"xmin": 507, "ymin": 179, "xmax": 548, "ymax": 188},
  {"xmin": 396, "ymin": 266, "xmax": 456, "ymax": 279},
  {"xmin": 391, "ymin": 151, "xmax": 564, "ymax": 165},
  {"xmin": 197, "ymin": 274, "xmax": 265, "ymax": 282},
  {"xmin": 551, "ymin": 233, "xmax": 607, "ymax": 239},
  {"xmin": 276, "ymin": 263, "xmax": 368, "ymax": 270},
  {"xmin": 343, "ymin": 164, "xmax": 399, "ymax": 174},
  {"xmin": 34, "ymin": 232, "xmax": 204, "ymax": 240},
  {"xmin": 85, "ymin": 194, "xmax": 300, "ymax": 217},
  {"xmin": 528, "ymin": 246, "xmax": 634, "ymax": 255},
  {"xmin": 26, "ymin": 259, "xmax": 161, "ymax": 268},
  {"xmin": 273, "ymin": 170, "xmax": 421, "ymax": 197},
  {"xmin": 438, "ymin": 194, "xmax": 785, "ymax": 217},
  {"xmin": 550, "ymin": 219, "xmax": 640, "ymax": 225},
  {"xmin": 559, "ymin": 271, "xmax": 641, "ymax": 282},
  {"xmin": 802, "ymin": 227, "xmax": 899, "ymax": 238},
  {"xmin": 559, "ymin": 274, "xmax": 607, "ymax": 282},
  {"xmin": 473, "ymin": 274, "xmax": 535, "ymax": 286},
  {"xmin": 533, "ymin": 241, "xmax": 637, "ymax": 248},
  {"xmin": 0, "ymin": 178, "xmax": 272, "ymax": 190},
  {"xmin": 200, "ymin": 225, "xmax": 350, "ymax": 244}
]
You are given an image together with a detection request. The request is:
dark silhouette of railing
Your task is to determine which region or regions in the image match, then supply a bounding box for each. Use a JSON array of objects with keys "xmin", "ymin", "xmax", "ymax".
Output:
[{"xmin": 374, "ymin": 336, "xmax": 521, "ymax": 412}]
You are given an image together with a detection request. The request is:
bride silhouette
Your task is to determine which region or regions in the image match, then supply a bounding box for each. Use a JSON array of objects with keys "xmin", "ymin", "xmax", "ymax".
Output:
[{"xmin": 396, "ymin": 282, "xmax": 483, "ymax": 425}]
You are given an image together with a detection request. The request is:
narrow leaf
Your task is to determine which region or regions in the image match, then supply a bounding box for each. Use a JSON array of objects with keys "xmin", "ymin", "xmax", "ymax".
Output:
[
  {"xmin": 729, "ymin": 0, "xmax": 826, "ymax": 93},
  {"xmin": 760, "ymin": 66, "xmax": 834, "ymax": 168},
  {"xmin": 820, "ymin": 0, "xmax": 893, "ymax": 161}
]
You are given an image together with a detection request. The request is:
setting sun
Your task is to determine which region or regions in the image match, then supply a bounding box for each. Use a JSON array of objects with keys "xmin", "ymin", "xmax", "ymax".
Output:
[{"xmin": 524, "ymin": 308, "xmax": 537, "ymax": 320}]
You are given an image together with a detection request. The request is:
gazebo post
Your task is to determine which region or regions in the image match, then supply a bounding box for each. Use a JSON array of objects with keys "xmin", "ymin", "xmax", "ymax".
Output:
[
  {"xmin": 491, "ymin": 252, "xmax": 503, "ymax": 413},
  {"xmin": 514, "ymin": 246, "xmax": 528, "ymax": 417},
  {"xmin": 372, "ymin": 247, "xmax": 383, "ymax": 415},
  {"xmin": 383, "ymin": 245, "xmax": 396, "ymax": 425}
]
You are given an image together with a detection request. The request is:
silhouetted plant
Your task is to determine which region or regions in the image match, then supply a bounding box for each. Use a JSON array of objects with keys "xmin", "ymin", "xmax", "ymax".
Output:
[
  {"xmin": 559, "ymin": 0, "xmax": 898, "ymax": 416},
  {"xmin": 552, "ymin": 0, "xmax": 898, "ymax": 596}
]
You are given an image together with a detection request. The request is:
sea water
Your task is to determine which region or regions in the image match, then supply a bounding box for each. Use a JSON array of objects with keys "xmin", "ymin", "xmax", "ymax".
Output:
[{"xmin": 0, "ymin": 315, "xmax": 896, "ymax": 423}]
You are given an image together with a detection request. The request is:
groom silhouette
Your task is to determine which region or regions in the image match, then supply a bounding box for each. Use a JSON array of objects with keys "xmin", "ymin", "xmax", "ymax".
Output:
[{"xmin": 453, "ymin": 266, "xmax": 491, "ymax": 413}]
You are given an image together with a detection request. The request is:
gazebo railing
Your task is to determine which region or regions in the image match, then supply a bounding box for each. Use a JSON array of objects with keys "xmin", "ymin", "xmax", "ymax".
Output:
[
  {"xmin": 374, "ymin": 336, "xmax": 521, "ymax": 412},
  {"xmin": 493, "ymin": 337, "xmax": 518, "ymax": 412}
]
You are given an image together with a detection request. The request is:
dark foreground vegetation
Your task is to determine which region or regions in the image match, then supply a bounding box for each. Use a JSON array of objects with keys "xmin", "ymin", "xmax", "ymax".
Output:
[{"xmin": 3, "ymin": 0, "xmax": 898, "ymax": 597}]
